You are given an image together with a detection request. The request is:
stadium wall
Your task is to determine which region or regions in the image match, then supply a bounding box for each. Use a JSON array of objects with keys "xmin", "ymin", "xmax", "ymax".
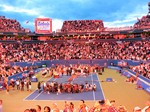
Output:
[
  {"xmin": 10, "ymin": 59, "xmax": 142, "ymax": 67},
  {"xmin": 108, "ymin": 66, "xmax": 150, "ymax": 94}
]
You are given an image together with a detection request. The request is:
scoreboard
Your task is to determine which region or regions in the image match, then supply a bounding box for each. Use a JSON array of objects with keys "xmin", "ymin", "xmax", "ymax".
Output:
[{"xmin": 35, "ymin": 18, "xmax": 52, "ymax": 34}]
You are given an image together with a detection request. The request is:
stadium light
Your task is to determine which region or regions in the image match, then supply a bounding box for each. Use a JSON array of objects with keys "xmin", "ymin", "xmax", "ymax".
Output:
[{"xmin": 147, "ymin": 2, "xmax": 150, "ymax": 15}]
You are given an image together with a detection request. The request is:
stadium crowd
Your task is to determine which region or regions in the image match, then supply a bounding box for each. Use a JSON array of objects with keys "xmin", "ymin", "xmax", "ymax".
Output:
[
  {"xmin": 0, "ymin": 41, "xmax": 149, "ymax": 62},
  {"xmin": 0, "ymin": 16, "xmax": 25, "ymax": 32},
  {"xmin": 0, "ymin": 40, "xmax": 149, "ymax": 79},
  {"xmin": 131, "ymin": 63, "xmax": 150, "ymax": 79},
  {"xmin": 0, "ymin": 64, "xmax": 36, "ymax": 93},
  {"xmin": 61, "ymin": 20, "xmax": 104, "ymax": 32},
  {"xmin": 134, "ymin": 15, "xmax": 150, "ymax": 29},
  {"xmin": 0, "ymin": 64, "xmax": 31, "ymax": 78},
  {"xmin": 24, "ymin": 99, "xmax": 150, "ymax": 112}
]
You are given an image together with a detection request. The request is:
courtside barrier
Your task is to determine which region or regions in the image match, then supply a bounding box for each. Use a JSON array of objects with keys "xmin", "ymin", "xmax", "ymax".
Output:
[
  {"xmin": 107, "ymin": 66, "xmax": 150, "ymax": 94},
  {"xmin": 121, "ymin": 69, "xmax": 150, "ymax": 94},
  {"xmin": 128, "ymin": 69, "xmax": 150, "ymax": 83},
  {"xmin": 10, "ymin": 59, "xmax": 142, "ymax": 67}
]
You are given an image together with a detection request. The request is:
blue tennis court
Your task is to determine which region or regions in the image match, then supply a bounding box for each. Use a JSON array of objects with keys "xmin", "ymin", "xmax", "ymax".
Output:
[{"xmin": 24, "ymin": 73, "xmax": 105, "ymax": 101}]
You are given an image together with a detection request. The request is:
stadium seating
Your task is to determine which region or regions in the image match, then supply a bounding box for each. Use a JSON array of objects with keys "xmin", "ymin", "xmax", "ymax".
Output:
[
  {"xmin": 61, "ymin": 20, "xmax": 104, "ymax": 32},
  {"xmin": 134, "ymin": 15, "xmax": 150, "ymax": 29},
  {"xmin": 0, "ymin": 16, "xmax": 25, "ymax": 32}
]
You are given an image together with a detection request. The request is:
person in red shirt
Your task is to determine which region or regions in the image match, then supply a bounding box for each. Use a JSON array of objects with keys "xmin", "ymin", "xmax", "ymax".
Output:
[{"xmin": 108, "ymin": 100, "xmax": 119, "ymax": 112}]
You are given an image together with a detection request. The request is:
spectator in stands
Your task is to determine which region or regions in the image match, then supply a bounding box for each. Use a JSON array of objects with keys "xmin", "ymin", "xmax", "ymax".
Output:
[
  {"xmin": 70, "ymin": 102, "xmax": 75, "ymax": 112},
  {"xmin": 52, "ymin": 103, "xmax": 59, "ymax": 112},
  {"xmin": 78, "ymin": 100, "xmax": 88, "ymax": 112},
  {"xmin": 92, "ymin": 101, "xmax": 101, "ymax": 112},
  {"xmin": 35, "ymin": 105, "xmax": 42, "ymax": 112},
  {"xmin": 117, "ymin": 105, "xmax": 127, "ymax": 112},
  {"xmin": 63, "ymin": 101, "xmax": 72, "ymax": 112},
  {"xmin": 44, "ymin": 106, "xmax": 51, "ymax": 112},
  {"xmin": 24, "ymin": 109, "xmax": 30, "ymax": 112},
  {"xmin": 99, "ymin": 100, "xmax": 109, "ymax": 112},
  {"xmin": 29, "ymin": 108, "xmax": 36, "ymax": 112},
  {"xmin": 108, "ymin": 100, "xmax": 119, "ymax": 112},
  {"xmin": 142, "ymin": 101, "xmax": 150, "ymax": 112},
  {"xmin": 133, "ymin": 106, "xmax": 141, "ymax": 112}
]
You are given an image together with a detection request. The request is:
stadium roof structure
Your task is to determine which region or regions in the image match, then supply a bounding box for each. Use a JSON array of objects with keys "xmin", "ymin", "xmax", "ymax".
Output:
[{"xmin": 0, "ymin": 28, "xmax": 147, "ymax": 37}]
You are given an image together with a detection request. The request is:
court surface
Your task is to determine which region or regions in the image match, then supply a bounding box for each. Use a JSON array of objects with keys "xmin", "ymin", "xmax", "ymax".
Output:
[{"xmin": 24, "ymin": 73, "xmax": 105, "ymax": 101}]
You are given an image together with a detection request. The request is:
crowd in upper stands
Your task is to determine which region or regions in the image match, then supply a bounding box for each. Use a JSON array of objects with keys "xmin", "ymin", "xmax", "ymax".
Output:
[
  {"xmin": 61, "ymin": 20, "xmax": 104, "ymax": 32},
  {"xmin": 0, "ymin": 16, "xmax": 25, "ymax": 32},
  {"xmin": 134, "ymin": 15, "xmax": 150, "ymax": 29}
]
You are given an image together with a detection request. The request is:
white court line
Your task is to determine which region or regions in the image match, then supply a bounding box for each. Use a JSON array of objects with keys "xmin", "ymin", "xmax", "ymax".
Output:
[
  {"xmin": 24, "ymin": 75, "xmax": 56, "ymax": 101},
  {"xmin": 96, "ymin": 73, "xmax": 105, "ymax": 100},
  {"xmin": 33, "ymin": 91, "xmax": 43, "ymax": 100},
  {"xmin": 32, "ymin": 78, "xmax": 57, "ymax": 100},
  {"xmin": 23, "ymin": 99, "xmax": 96, "ymax": 101},
  {"xmin": 91, "ymin": 74, "xmax": 96, "ymax": 101},
  {"xmin": 23, "ymin": 89, "xmax": 38, "ymax": 101}
]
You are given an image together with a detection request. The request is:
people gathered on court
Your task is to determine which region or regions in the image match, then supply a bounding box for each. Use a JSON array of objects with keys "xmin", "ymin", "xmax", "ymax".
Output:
[
  {"xmin": 39, "ymin": 81, "xmax": 96, "ymax": 95},
  {"xmin": 37, "ymin": 64, "xmax": 99, "ymax": 94}
]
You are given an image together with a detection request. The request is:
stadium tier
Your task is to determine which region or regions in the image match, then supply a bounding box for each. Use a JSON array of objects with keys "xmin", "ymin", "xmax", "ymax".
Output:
[
  {"xmin": 61, "ymin": 20, "xmax": 104, "ymax": 32},
  {"xmin": 0, "ymin": 16, "xmax": 25, "ymax": 33},
  {"xmin": 1, "ymin": 9, "xmax": 150, "ymax": 40},
  {"xmin": 134, "ymin": 15, "xmax": 150, "ymax": 29}
]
